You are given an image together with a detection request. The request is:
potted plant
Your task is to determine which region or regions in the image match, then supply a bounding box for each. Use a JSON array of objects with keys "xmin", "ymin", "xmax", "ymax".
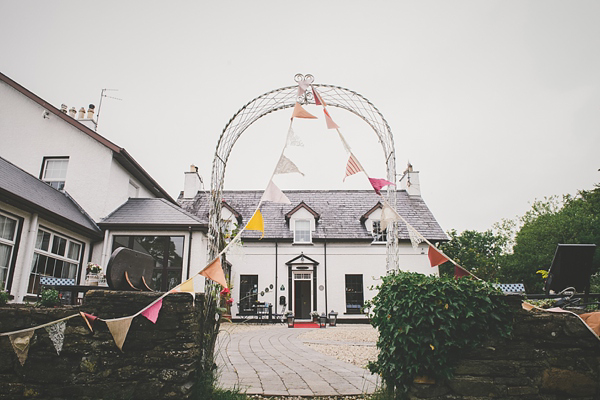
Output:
[
  {"xmin": 310, "ymin": 310, "xmax": 319, "ymax": 323},
  {"xmin": 220, "ymin": 287, "xmax": 234, "ymax": 321},
  {"xmin": 86, "ymin": 263, "xmax": 102, "ymax": 286}
]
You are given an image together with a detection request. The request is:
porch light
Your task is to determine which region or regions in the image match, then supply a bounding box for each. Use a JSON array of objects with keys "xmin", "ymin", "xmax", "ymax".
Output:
[
  {"xmin": 319, "ymin": 313, "xmax": 327, "ymax": 328},
  {"xmin": 287, "ymin": 313, "xmax": 295, "ymax": 328},
  {"xmin": 328, "ymin": 310, "xmax": 338, "ymax": 327}
]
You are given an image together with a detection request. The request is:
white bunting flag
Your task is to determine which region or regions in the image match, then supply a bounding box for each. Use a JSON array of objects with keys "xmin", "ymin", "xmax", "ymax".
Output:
[
  {"xmin": 286, "ymin": 126, "xmax": 304, "ymax": 147},
  {"xmin": 274, "ymin": 154, "xmax": 304, "ymax": 176},
  {"xmin": 380, "ymin": 202, "xmax": 401, "ymax": 232},
  {"xmin": 407, "ymin": 223, "xmax": 426, "ymax": 251},
  {"xmin": 45, "ymin": 321, "xmax": 66, "ymax": 355},
  {"xmin": 261, "ymin": 180, "xmax": 291, "ymax": 204}
]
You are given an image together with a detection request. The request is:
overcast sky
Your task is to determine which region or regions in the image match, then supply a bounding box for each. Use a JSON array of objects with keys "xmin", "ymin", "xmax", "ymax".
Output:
[{"xmin": 1, "ymin": 1, "xmax": 598, "ymax": 233}]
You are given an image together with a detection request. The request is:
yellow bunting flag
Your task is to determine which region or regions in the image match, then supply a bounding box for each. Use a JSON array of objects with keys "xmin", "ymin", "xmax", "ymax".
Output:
[
  {"xmin": 105, "ymin": 316, "xmax": 133, "ymax": 352},
  {"xmin": 9, "ymin": 331, "xmax": 35, "ymax": 366},
  {"xmin": 200, "ymin": 257, "xmax": 228, "ymax": 288},
  {"xmin": 291, "ymin": 102, "xmax": 317, "ymax": 119},
  {"xmin": 246, "ymin": 209, "xmax": 265, "ymax": 239}
]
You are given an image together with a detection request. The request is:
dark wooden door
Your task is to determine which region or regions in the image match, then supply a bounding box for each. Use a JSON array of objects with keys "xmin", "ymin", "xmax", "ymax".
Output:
[{"xmin": 294, "ymin": 280, "xmax": 311, "ymax": 319}]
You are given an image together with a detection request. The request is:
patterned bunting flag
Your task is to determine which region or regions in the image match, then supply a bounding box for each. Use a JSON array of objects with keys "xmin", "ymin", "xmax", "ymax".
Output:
[
  {"xmin": 406, "ymin": 223, "xmax": 426, "ymax": 251},
  {"xmin": 246, "ymin": 209, "xmax": 265, "ymax": 239},
  {"xmin": 291, "ymin": 102, "xmax": 317, "ymax": 119},
  {"xmin": 45, "ymin": 321, "xmax": 66, "ymax": 355},
  {"xmin": 323, "ymin": 109, "xmax": 339, "ymax": 129},
  {"xmin": 105, "ymin": 316, "xmax": 133, "ymax": 352},
  {"xmin": 9, "ymin": 331, "xmax": 35, "ymax": 366},
  {"xmin": 344, "ymin": 153, "xmax": 363, "ymax": 181},
  {"xmin": 380, "ymin": 202, "xmax": 401, "ymax": 232},
  {"xmin": 200, "ymin": 257, "xmax": 228, "ymax": 288},
  {"xmin": 428, "ymin": 245, "xmax": 449, "ymax": 267},
  {"xmin": 261, "ymin": 180, "xmax": 291, "ymax": 204},
  {"xmin": 141, "ymin": 299, "xmax": 163, "ymax": 324},
  {"xmin": 368, "ymin": 178, "xmax": 395, "ymax": 195},
  {"xmin": 275, "ymin": 154, "xmax": 304, "ymax": 176},
  {"xmin": 286, "ymin": 126, "xmax": 304, "ymax": 147}
]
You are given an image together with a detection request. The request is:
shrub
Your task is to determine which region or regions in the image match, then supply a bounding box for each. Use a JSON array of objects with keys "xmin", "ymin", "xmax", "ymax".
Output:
[
  {"xmin": 38, "ymin": 289, "xmax": 61, "ymax": 307},
  {"xmin": 367, "ymin": 271, "xmax": 513, "ymax": 398},
  {"xmin": 0, "ymin": 288, "xmax": 8, "ymax": 305}
]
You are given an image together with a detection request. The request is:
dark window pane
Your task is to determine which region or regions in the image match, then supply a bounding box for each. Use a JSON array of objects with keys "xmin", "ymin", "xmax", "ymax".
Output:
[
  {"xmin": 345, "ymin": 274, "xmax": 364, "ymax": 313},
  {"xmin": 51, "ymin": 236, "xmax": 67, "ymax": 256},
  {"xmin": 239, "ymin": 275, "xmax": 258, "ymax": 314},
  {"xmin": 36, "ymin": 231, "xmax": 50, "ymax": 251}
]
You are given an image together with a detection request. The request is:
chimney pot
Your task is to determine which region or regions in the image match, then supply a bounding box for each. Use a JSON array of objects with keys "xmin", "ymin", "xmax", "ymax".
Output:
[
  {"xmin": 60, "ymin": 104, "xmax": 68, "ymax": 114},
  {"xmin": 78, "ymin": 107, "xmax": 85, "ymax": 119},
  {"xmin": 68, "ymin": 107, "xmax": 77, "ymax": 117},
  {"xmin": 87, "ymin": 105, "xmax": 95, "ymax": 119}
]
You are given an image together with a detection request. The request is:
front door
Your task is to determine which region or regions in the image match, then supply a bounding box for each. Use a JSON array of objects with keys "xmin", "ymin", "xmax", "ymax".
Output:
[{"xmin": 294, "ymin": 280, "xmax": 311, "ymax": 319}]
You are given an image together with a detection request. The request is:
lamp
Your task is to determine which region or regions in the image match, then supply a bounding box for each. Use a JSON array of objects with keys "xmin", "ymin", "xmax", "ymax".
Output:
[
  {"xmin": 328, "ymin": 310, "xmax": 338, "ymax": 327},
  {"xmin": 319, "ymin": 313, "xmax": 327, "ymax": 328},
  {"xmin": 287, "ymin": 313, "xmax": 295, "ymax": 328}
]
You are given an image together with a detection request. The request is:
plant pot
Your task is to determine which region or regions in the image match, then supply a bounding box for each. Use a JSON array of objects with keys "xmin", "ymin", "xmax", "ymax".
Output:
[{"xmin": 86, "ymin": 274, "xmax": 99, "ymax": 286}]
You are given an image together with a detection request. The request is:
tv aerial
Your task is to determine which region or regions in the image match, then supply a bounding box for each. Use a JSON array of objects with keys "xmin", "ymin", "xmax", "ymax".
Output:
[{"xmin": 96, "ymin": 88, "xmax": 122, "ymax": 132}]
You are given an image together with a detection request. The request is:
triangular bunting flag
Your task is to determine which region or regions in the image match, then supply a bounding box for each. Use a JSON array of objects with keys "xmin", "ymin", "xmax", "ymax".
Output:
[
  {"xmin": 200, "ymin": 257, "xmax": 228, "ymax": 288},
  {"xmin": 80, "ymin": 312, "xmax": 98, "ymax": 333},
  {"xmin": 454, "ymin": 265, "xmax": 470, "ymax": 279},
  {"xmin": 337, "ymin": 130, "xmax": 352, "ymax": 153},
  {"xmin": 291, "ymin": 102, "xmax": 317, "ymax": 119},
  {"xmin": 105, "ymin": 317, "xmax": 133, "ymax": 352},
  {"xmin": 323, "ymin": 109, "xmax": 339, "ymax": 129},
  {"xmin": 246, "ymin": 210, "xmax": 265, "ymax": 239},
  {"xmin": 344, "ymin": 153, "xmax": 364, "ymax": 181},
  {"xmin": 261, "ymin": 180, "xmax": 291, "ymax": 204},
  {"xmin": 275, "ymin": 154, "xmax": 304, "ymax": 176},
  {"xmin": 407, "ymin": 224, "xmax": 426, "ymax": 251},
  {"xmin": 380, "ymin": 202, "xmax": 401, "ymax": 232},
  {"xmin": 428, "ymin": 245, "xmax": 449, "ymax": 267},
  {"xmin": 141, "ymin": 299, "xmax": 163, "ymax": 324},
  {"xmin": 312, "ymin": 88, "xmax": 326, "ymax": 106},
  {"xmin": 45, "ymin": 321, "xmax": 66, "ymax": 355},
  {"xmin": 9, "ymin": 331, "xmax": 35, "ymax": 366},
  {"xmin": 368, "ymin": 178, "xmax": 395, "ymax": 195},
  {"xmin": 286, "ymin": 126, "xmax": 304, "ymax": 147}
]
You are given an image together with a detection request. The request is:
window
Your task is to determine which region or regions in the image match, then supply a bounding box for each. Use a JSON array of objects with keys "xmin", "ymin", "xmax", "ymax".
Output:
[
  {"xmin": 28, "ymin": 229, "xmax": 82, "ymax": 294},
  {"xmin": 294, "ymin": 220, "xmax": 311, "ymax": 243},
  {"xmin": 0, "ymin": 213, "xmax": 18, "ymax": 289},
  {"xmin": 239, "ymin": 275, "xmax": 258, "ymax": 314},
  {"xmin": 112, "ymin": 235, "xmax": 184, "ymax": 292},
  {"xmin": 345, "ymin": 274, "xmax": 364, "ymax": 313},
  {"xmin": 41, "ymin": 157, "xmax": 69, "ymax": 190},
  {"xmin": 372, "ymin": 220, "xmax": 387, "ymax": 242}
]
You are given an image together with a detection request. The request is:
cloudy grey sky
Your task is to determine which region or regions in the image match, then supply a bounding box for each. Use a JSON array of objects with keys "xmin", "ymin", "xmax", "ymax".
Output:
[{"xmin": 1, "ymin": 1, "xmax": 598, "ymax": 233}]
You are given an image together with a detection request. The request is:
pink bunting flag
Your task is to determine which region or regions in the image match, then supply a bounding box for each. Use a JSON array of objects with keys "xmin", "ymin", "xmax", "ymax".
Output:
[
  {"xmin": 141, "ymin": 298, "xmax": 163, "ymax": 324},
  {"xmin": 428, "ymin": 245, "xmax": 449, "ymax": 267},
  {"xmin": 312, "ymin": 88, "xmax": 326, "ymax": 106},
  {"xmin": 323, "ymin": 109, "xmax": 339, "ymax": 129},
  {"xmin": 368, "ymin": 178, "xmax": 395, "ymax": 195},
  {"xmin": 291, "ymin": 103, "xmax": 317, "ymax": 119},
  {"xmin": 344, "ymin": 153, "xmax": 363, "ymax": 181}
]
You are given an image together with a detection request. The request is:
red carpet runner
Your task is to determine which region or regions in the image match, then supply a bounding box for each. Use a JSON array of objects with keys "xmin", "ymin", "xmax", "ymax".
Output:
[{"xmin": 293, "ymin": 323, "xmax": 320, "ymax": 328}]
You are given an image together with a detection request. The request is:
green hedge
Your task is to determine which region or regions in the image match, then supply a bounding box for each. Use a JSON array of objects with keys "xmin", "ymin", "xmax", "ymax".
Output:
[{"xmin": 367, "ymin": 271, "xmax": 513, "ymax": 397}]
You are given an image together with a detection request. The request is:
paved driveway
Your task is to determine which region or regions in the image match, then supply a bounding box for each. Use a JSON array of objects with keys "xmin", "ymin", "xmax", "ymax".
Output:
[{"xmin": 216, "ymin": 324, "xmax": 379, "ymax": 396}]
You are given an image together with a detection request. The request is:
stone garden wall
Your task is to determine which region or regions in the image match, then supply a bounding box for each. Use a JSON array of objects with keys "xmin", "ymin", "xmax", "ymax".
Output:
[
  {"xmin": 410, "ymin": 297, "xmax": 600, "ymax": 399},
  {"xmin": 0, "ymin": 291, "xmax": 203, "ymax": 400}
]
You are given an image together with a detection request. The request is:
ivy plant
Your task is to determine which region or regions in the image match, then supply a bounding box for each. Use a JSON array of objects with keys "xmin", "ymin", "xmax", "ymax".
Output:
[{"xmin": 367, "ymin": 271, "xmax": 513, "ymax": 398}]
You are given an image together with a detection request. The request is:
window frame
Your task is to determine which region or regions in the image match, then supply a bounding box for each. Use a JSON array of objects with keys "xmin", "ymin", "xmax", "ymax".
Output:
[
  {"xmin": 371, "ymin": 220, "xmax": 387, "ymax": 243},
  {"xmin": 345, "ymin": 274, "xmax": 364, "ymax": 314},
  {"xmin": 294, "ymin": 219, "xmax": 312, "ymax": 244},
  {"xmin": 0, "ymin": 212, "xmax": 18, "ymax": 290},
  {"xmin": 40, "ymin": 156, "xmax": 69, "ymax": 191}
]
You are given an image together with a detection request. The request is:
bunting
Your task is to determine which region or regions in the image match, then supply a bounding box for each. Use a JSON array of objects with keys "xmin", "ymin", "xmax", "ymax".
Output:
[
  {"xmin": 428, "ymin": 245, "xmax": 449, "ymax": 267},
  {"xmin": 141, "ymin": 299, "xmax": 163, "ymax": 324},
  {"xmin": 368, "ymin": 178, "xmax": 395, "ymax": 195},
  {"xmin": 312, "ymin": 88, "xmax": 326, "ymax": 106},
  {"xmin": 454, "ymin": 265, "xmax": 471, "ymax": 279},
  {"xmin": 275, "ymin": 154, "xmax": 304, "ymax": 176},
  {"xmin": 79, "ymin": 312, "xmax": 98, "ymax": 333},
  {"xmin": 380, "ymin": 202, "xmax": 401, "ymax": 232},
  {"xmin": 200, "ymin": 257, "xmax": 228, "ymax": 288},
  {"xmin": 105, "ymin": 316, "xmax": 133, "ymax": 352},
  {"xmin": 323, "ymin": 109, "xmax": 339, "ymax": 129},
  {"xmin": 261, "ymin": 180, "xmax": 291, "ymax": 204},
  {"xmin": 9, "ymin": 331, "xmax": 35, "ymax": 366},
  {"xmin": 246, "ymin": 210, "xmax": 265, "ymax": 238},
  {"xmin": 407, "ymin": 223, "xmax": 426, "ymax": 251},
  {"xmin": 286, "ymin": 126, "xmax": 304, "ymax": 147},
  {"xmin": 344, "ymin": 153, "xmax": 364, "ymax": 181},
  {"xmin": 291, "ymin": 102, "xmax": 317, "ymax": 119},
  {"xmin": 45, "ymin": 321, "xmax": 66, "ymax": 355}
]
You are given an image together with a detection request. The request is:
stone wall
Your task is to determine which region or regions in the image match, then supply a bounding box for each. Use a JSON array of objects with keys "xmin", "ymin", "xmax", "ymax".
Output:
[
  {"xmin": 0, "ymin": 291, "xmax": 203, "ymax": 400},
  {"xmin": 410, "ymin": 297, "xmax": 600, "ymax": 399}
]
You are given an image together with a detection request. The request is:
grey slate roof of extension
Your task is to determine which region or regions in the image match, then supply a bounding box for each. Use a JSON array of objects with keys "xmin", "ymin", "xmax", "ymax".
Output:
[
  {"xmin": 100, "ymin": 198, "xmax": 206, "ymax": 228},
  {"xmin": 178, "ymin": 190, "xmax": 448, "ymax": 241},
  {"xmin": 0, "ymin": 156, "xmax": 101, "ymax": 237}
]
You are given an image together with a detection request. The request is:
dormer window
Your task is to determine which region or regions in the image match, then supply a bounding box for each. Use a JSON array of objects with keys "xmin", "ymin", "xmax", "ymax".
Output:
[
  {"xmin": 41, "ymin": 157, "xmax": 69, "ymax": 190},
  {"xmin": 372, "ymin": 220, "xmax": 387, "ymax": 242},
  {"xmin": 294, "ymin": 220, "xmax": 311, "ymax": 243}
]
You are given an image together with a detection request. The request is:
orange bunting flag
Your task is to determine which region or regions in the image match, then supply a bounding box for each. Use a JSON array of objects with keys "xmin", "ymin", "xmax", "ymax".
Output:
[
  {"xmin": 200, "ymin": 257, "xmax": 228, "ymax": 288},
  {"xmin": 141, "ymin": 298, "xmax": 163, "ymax": 324},
  {"xmin": 105, "ymin": 316, "xmax": 133, "ymax": 352},
  {"xmin": 454, "ymin": 265, "xmax": 471, "ymax": 279},
  {"xmin": 344, "ymin": 153, "xmax": 363, "ymax": 181},
  {"xmin": 428, "ymin": 245, "xmax": 449, "ymax": 267},
  {"xmin": 246, "ymin": 209, "xmax": 265, "ymax": 239},
  {"xmin": 323, "ymin": 109, "xmax": 339, "ymax": 129},
  {"xmin": 291, "ymin": 102, "xmax": 317, "ymax": 119},
  {"xmin": 312, "ymin": 88, "xmax": 326, "ymax": 106}
]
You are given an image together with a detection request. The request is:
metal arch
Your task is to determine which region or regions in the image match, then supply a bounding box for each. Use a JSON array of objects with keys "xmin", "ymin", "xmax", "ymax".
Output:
[{"xmin": 208, "ymin": 78, "xmax": 399, "ymax": 270}]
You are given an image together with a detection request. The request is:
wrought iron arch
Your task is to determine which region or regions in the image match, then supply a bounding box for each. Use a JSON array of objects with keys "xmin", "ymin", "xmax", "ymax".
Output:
[{"xmin": 209, "ymin": 76, "xmax": 398, "ymax": 269}]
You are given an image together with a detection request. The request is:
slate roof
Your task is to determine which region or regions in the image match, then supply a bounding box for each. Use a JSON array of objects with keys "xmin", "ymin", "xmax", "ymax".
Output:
[
  {"xmin": 100, "ymin": 198, "xmax": 206, "ymax": 228},
  {"xmin": 178, "ymin": 190, "xmax": 448, "ymax": 241},
  {"xmin": 0, "ymin": 156, "xmax": 101, "ymax": 237}
]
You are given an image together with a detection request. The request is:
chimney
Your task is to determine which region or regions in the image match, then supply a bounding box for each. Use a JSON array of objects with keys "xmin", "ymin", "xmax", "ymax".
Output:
[
  {"xmin": 68, "ymin": 107, "xmax": 77, "ymax": 117},
  {"xmin": 76, "ymin": 104, "xmax": 98, "ymax": 130},
  {"xmin": 183, "ymin": 164, "xmax": 203, "ymax": 198},
  {"xmin": 398, "ymin": 162, "xmax": 421, "ymax": 196},
  {"xmin": 86, "ymin": 104, "xmax": 95, "ymax": 119},
  {"xmin": 60, "ymin": 104, "xmax": 68, "ymax": 114},
  {"xmin": 78, "ymin": 107, "xmax": 86, "ymax": 119}
]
